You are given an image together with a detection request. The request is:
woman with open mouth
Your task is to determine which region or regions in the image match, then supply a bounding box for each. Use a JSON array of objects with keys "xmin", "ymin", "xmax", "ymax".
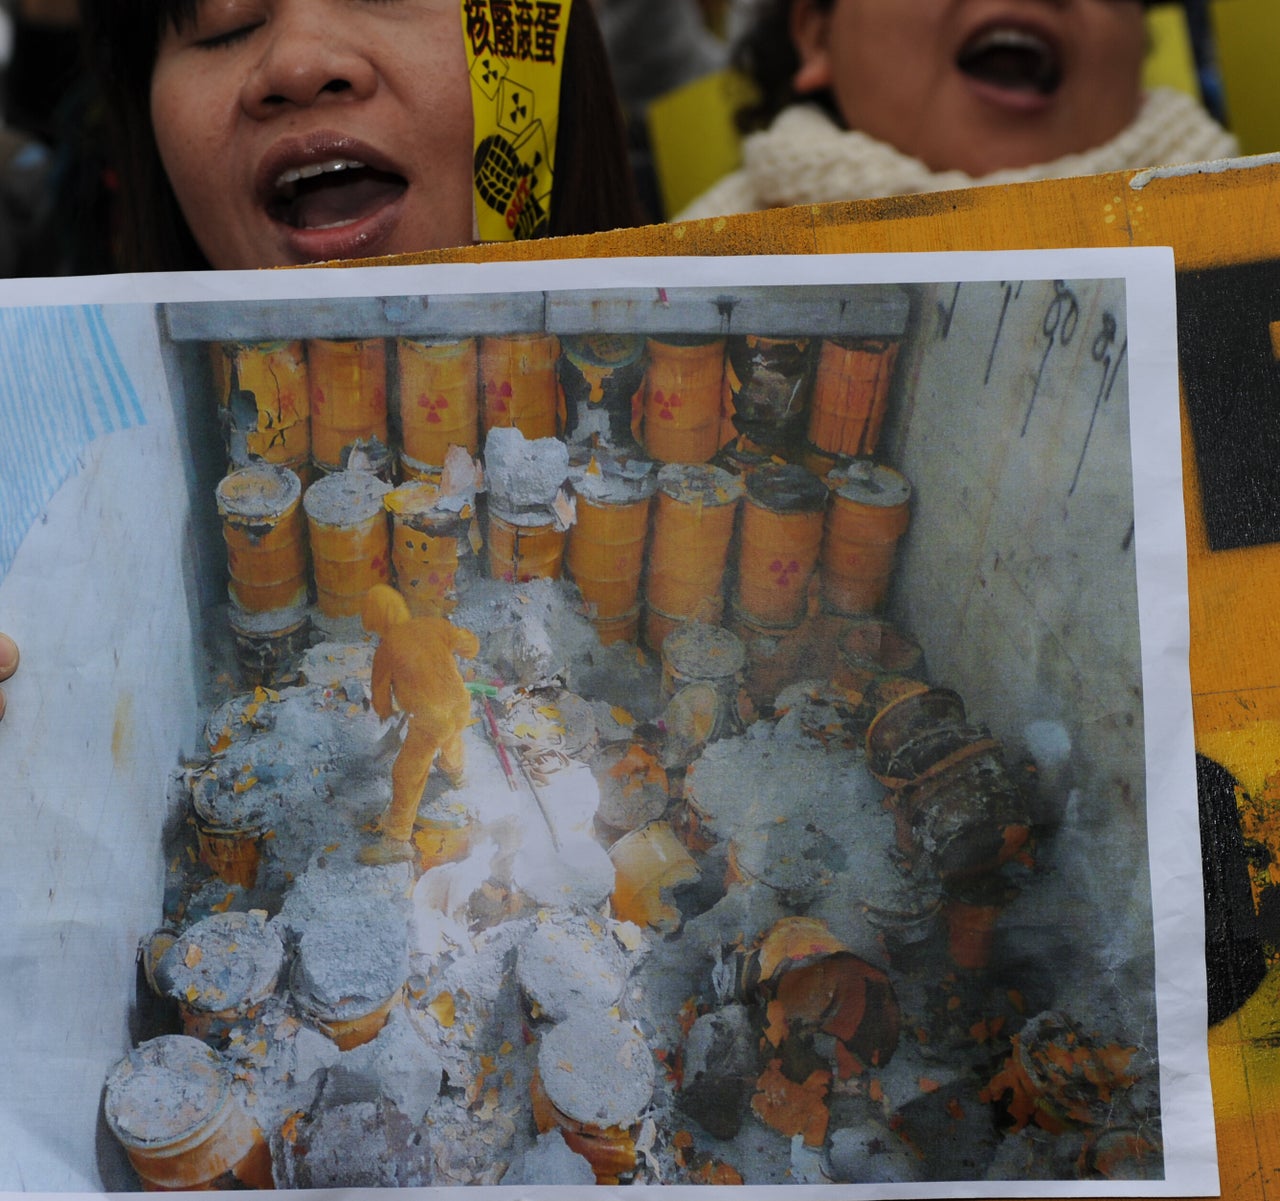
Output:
[
  {"xmin": 75, "ymin": 0, "xmax": 641, "ymax": 271},
  {"xmin": 677, "ymin": 0, "xmax": 1238, "ymax": 220},
  {"xmin": 0, "ymin": 0, "xmax": 640, "ymax": 721}
]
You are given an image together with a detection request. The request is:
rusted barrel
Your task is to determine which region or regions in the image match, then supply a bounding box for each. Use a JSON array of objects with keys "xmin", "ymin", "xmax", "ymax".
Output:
[
  {"xmin": 642, "ymin": 335, "xmax": 725, "ymax": 464},
  {"xmin": 307, "ymin": 337, "xmax": 388, "ymax": 471},
  {"xmin": 820, "ymin": 464, "xmax": 911, "ymax": 615},
  {"xmin": 396, "ymin": 336, "xmax": 479, "ymax": 468},
  {"xmin": 722, "ymin": 334, "xmax": 813, "ymax": 451},
  {"xmin": 479, "ymin": 333, "xmax": 560, "ymax": 440},
  {"xmin": 103, "ymin": 1035, "xmax": 274, "ymax": 1190},
  {"xmin": 385, "ymin": 480, "xmax": 476, "ymax": 617},
  {"xmin": 216, "ymin": 463, "xmax": 308, "ymax": 614},
  {"xmin": 532, "ymin": 1015, "xmax": 656, "ymax": 1184},
  {"xmin": 302, "ymin": 470, "xmax": 392, "ymax": 618},
  {"xmin": 806, "ymin": 336, "xmax": 900, "ymax": 458},
  {"xmin": 560, "ymin": 333, "xmax": 646, "ymax": 449},
  {"xmin": 734, "ymin": 463, "xmax": 827, "ymax": 628},
  {"xmin": 154, "ymin": 911, "xmax": 283, "ymax": 1043},
  {"xmin": 291, "ymin": 917, "xmax": 408, "ymax": 1051},
  {"xmin": 189, "ymin": 769, "xmax": 267, "ymax": 889},
  {"xmin": 212, "ymin": 340, "xmax": 310, "ymax": 476}
]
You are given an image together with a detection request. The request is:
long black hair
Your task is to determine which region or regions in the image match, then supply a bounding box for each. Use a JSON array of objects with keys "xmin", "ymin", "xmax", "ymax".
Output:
[{"xmin": 75, "ymin": 0, "xmax": 642, "ymax": 271}]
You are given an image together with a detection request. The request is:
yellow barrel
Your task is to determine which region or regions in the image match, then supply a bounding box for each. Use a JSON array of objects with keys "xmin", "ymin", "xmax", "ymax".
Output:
[
  {"xmin": 642, "ymin": 336, "xmax": 725, "ymax": 464},
  {"xmin": 396, "ymin": 336, "xmax": 479, "ymax": 466},
  {"xmin": 488, "ymin": 509, "xmax": 567, "ymax": 582},
  {"xmin": 820, "ymin": 465, "xmax": 912, "ymax": 615},
  {"xmin": 216, "ymin": 463, "xmax": 308, "ymax": 614},
  {"xmin": 807, "ymin": 337, "xmax": 900, "ymax": 458},
  {"xmin": 566, "ymin": 466, "xmax": 656, "ymax": 619},
  {"xmin": 735, "ymin": 463, "xmax": 828, "ymax": 629},
  {"xmin": 212, "ymin": 340, "xmax": 310, "ymax": 474},
  {"xmin": 302, "ymin": 470, "xmax": 393, "ymax": 618},
  {"xmin": 104, "ymin": 1036, "xmax": 274, "ymax": 1190},
  {"xmin": 479, "ymin": 333, "xmax": 561, "ymax": 440},
  {"xmin": 644, "ymin": 463, "xmax": 743, "ymax": 622},
  {"xmin": 385, "ymin": 480, "xmax": 474, "ymax": 618},
  {"xmin": 307, "ymin": 337, "xmax": 388, "ymax": 470}
]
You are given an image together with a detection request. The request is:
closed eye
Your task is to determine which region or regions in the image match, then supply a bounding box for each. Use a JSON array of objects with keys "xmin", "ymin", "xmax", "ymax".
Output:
[{"xmin": 195, "ymin": 20, "xmax": 263, "ymax": 49}]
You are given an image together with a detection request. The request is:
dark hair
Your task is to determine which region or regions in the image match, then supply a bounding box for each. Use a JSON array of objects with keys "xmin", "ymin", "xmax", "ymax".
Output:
[
  {"xmin": 76, "ymin": 0, "xmax": 642, "ymax": 271},
  {"xmin": 732, "ymin": 0, "xmax": 835, "ymax": 135}
]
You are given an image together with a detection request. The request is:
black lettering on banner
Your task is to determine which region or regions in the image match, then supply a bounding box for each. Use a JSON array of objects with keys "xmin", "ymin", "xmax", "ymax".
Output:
[
  {"xmin": 490, "ymin": 0, "xmax": 514, "ymax": 55},
  {"xmin": 467, "ymin": 0, "xmax": 561, "ymax": 64},
  {"xmin": 465, "ymin": 0, "xmax": 491, "ymax": 54},
  {"xmin": 533, "ymin": 2, "xmax": 562, "ymax": 62}
]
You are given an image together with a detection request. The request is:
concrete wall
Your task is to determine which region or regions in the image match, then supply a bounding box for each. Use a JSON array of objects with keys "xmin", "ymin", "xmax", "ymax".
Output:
[{"xmin": 883, "ymin": 277, "xmax": 1154, "ymax": 1006}]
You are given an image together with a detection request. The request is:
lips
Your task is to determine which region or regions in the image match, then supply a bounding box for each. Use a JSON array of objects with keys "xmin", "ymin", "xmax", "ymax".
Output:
[
  {"xmin": 956, "ymin": 23, "xmax": 1062, "ymax": 98},
  {"xmin": 254, "ymin": 135, "xmax": 412, "ymax": 260}
]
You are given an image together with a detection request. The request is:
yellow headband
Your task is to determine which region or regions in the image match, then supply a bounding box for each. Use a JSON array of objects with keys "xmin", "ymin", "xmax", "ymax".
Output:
[{"xmin": 464, "ymin": 0, "xmax": 573, "ymax": 242}]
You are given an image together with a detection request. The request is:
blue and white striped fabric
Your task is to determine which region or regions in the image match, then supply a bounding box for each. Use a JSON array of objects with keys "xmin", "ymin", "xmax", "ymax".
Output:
[{"xmin": 0, "ymin": 305, "xmax": 144, "ymax": 578}]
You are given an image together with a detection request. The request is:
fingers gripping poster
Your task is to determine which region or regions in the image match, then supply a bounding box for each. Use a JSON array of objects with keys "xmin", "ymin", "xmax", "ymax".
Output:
[{"xmin": 0, "ymin": 250, "xmax": 1211, "ymax": 1197}]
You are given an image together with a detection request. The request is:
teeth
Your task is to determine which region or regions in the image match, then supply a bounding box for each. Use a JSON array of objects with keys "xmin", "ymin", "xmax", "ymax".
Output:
[
  {"xmin": 273, "ymin": 158, "xmax": 366, "ymax": 189},
  {"xmin": 965, "ymin": 27, "xmax": 1051, "ymax": 56}
]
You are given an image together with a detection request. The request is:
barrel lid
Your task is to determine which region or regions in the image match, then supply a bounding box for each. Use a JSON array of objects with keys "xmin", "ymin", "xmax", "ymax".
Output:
[
  {"xmin": 503, "ymin": 689, "xmax": 598, "ymax": 759},
  {"xmin": 216, "ymin": 462, "xmax": 302, "ymax": 520},
  {"xmin": 302, "ymin": 469, "xmax": 391, "ymax": 525},
  {"xmin": 190, "ymin": 768, "xmax": 267, "ymax": 829},
  {"xmin": 104, "ymin": 1035, "xmax": 230, "ymax": 1148},
  {"xmin": 155, "ymin": 910, "xmax": 283, "ymax": 1013},
  {"xmin": 292, "ymin": 915, "xmax": 409, "ymax": 1020},
  {"xmin": 570, "ymin": 456, "xmax": 657, "ymax": 505},
  {"xmin": 744, "ymin": 462, "xmax": 828, "ymax": 512},
  {"xmin": 561, "ymin": 333, "xmax": 644, "ymax": 368},
  {"xmin": 516, "ymin": 913, "xmax": 628, "ymax": 1023},
  {"xmin": 384, "ymin": 479, "xmax": 442, "ymax": 518},
  {"xmin": 831, "ymin": 463, "xmax": 912, "ymax": 508},
  {"xmin": 662, "ymin": 621, "xmax": 745, "ymax": 681},
  {"xmin": 656, "ymin": 462, "xmax": 744, "ymax": 506},
  {"xmin": 538, "ymin": 1014, "xmax": 656, "ymax": 1128}
]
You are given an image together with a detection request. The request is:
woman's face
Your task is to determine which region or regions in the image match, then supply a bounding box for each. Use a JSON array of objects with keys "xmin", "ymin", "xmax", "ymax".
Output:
[
  {"xmin": 151, "ymin": 0, "xmax": 475, "ymax": 269},
  {"xmin": 790, "ymin": 0, "xmax": 1147, "ymax": 177}
]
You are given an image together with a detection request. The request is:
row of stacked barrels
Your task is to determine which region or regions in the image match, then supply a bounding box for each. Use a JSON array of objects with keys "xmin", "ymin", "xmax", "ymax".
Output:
[
  {"xmin": 209, "ymin": 332, "xmax": 908, "ymax": 674},
  {"xmin": 209, "ymin": 330, "xmax": 900, "ymax": 482}
]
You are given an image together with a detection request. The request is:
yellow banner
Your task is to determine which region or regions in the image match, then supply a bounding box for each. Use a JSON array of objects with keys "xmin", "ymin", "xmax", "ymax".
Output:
[{"xmin": 463, "ymin": 0, "xmax": 573, "ymax": 242}]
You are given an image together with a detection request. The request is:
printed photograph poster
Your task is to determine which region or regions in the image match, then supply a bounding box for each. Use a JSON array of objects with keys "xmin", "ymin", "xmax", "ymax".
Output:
[{"xmin": 0, "ymin": 248, "xmax": 1211, "ymax": 1197}]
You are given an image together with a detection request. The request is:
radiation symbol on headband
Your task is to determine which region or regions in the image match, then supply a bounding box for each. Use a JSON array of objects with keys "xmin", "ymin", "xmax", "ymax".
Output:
[{"xmin": 464, "ymin": 0, "xmax": 572, "ymax": 242}]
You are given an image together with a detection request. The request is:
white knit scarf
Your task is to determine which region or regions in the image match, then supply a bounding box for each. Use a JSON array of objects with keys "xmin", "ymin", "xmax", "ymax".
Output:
[{"xmin": 677, "ymin": 87, "xmax": 1240, "ymax": 221}]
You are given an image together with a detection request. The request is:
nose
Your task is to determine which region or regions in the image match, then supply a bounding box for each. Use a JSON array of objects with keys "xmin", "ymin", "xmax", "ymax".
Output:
[{"xmin": 240, "ymin": 8, "xmax": 378, "ymax": 118}]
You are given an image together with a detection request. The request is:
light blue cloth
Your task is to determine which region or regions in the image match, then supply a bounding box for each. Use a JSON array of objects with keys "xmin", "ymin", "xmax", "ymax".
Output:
[{"xmin": 0, "ymin": 305, "xmax": 144, "ymax": 577}]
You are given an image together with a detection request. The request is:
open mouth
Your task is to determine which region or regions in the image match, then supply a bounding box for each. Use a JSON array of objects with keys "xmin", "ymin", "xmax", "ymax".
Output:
[
  {"xmin": 266, "ymin": 158, "xmax": 408, "ymax": 231},
  {"xmin": 956, "ymin": 26, "xmax": 1062, "ymax": 96}
]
